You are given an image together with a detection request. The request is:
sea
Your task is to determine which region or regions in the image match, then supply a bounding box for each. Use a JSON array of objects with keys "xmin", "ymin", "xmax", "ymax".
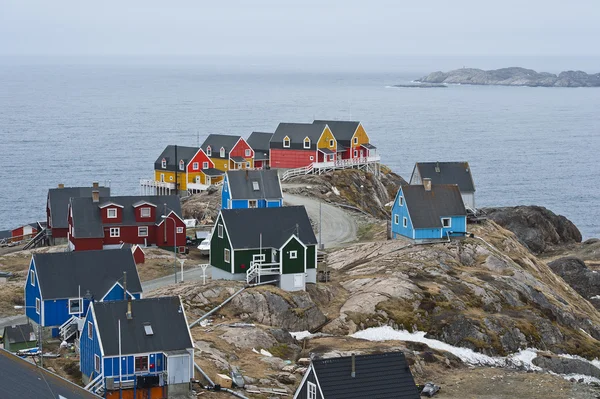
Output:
[{"xmin": 0, "ymin": 56, "xmax": 599, "ymax": 239}]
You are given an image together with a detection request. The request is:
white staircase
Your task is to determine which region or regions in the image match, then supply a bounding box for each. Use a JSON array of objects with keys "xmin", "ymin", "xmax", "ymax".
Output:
[
  {"xmin": 281, "ymin": 155, "xmax": 381, "ymax": 181},
  {"xmin": 84, "ymin": 372, "xmax": 104, "ymax": 395},
  {"xmin": 246, "ymin": 261, "xmax": 281, "ymax": 284},
  {"xmin": 59, "ymin": 316, "xmax": 80, "ymax": 341},
  {"xmin": 281, "ymin": 164, "xmax": 314, "ymax": 181}
]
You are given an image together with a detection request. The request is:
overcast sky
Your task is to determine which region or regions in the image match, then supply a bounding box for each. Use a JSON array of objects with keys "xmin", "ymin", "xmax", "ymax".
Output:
[{"xmin": 1, "ymin": 0, "xmax": 599, "ymax": 57}]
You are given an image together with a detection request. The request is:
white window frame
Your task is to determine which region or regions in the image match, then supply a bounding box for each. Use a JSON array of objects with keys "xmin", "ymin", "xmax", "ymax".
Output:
[
  {"xmin": 329, "ymin": 139, "xmax": 334, "ymax": 147},
  {"xmin": 107, "ymin": 208, "xmax": 117, "ymax": 219},
  {"xmin": 220, "ymin": 147, "xmax": 225, "ymax": 158},
  {"xmin": 309, "ymin": 156, "xmax": 314, "ymax": 161},
  {"xmin": 202, "ymin": 161, "xmax": 209, "ymax": 169},
  {"xmin": 206, "ymin": 146, "xmax": 212, "ymax": 156},
  {"xmin": 30, "ymin": 270, "xmax": 35, "ymax": 286},
  {"xmin": 245, "ymin": 149, "xmax": 251, "ymax": 157},
  {"xmin": 403, "ymin": 217, "xmax": 408, "ymax": 228},
  {"xmin": 442, "ymin": 218, "xmax": 452, "ymax": 228},
  {"xmin": 161, "ymin": 159, "xmax": 166, "ymax": 169},
  {"xmin": 283, "ymin": 137, "xmax": 290, "ymax": 148},
  {"xmin": 169, "ymin": 176, "xmax": 174, "ymax": 181},
  {"xmin": 249, "ymin": 200, "xmax": 258, "ymax": 208},
  {"xmin": 95, "ymin": 354, "xmax": 101, "ymax": 373},
  {"xmin": 134, "ymin": 355, "xmax": 149, "ymax": 373},
  {"xmin": 140, "ymin": 207, "xmax": 151, "ymax": 217},
  {"xmin": 36, "ymin": 298, "xmax": 40, "ymax": 315},
  {"xmin": 192, "ymin": 162, "xmax": 199, "ymax": 170},
  {"xmin": 246, "ymin": 161, "xmax": 250, "ymax": 168},
  {"xmin": 399, "ymin": 196, "xmax": 404, "ymax": 206},
  {"xmin": 253, "ymin": 254, "xmax": 265, "ymax": 262},
  {"xmin": 68, "ymin": 298, "xmax": 82, "ymax": 315},
  {"xmin": 289, "ymin": 250, "xmax": 297, "ymax": 259},
  {"xmin": 394, "ymin": 214, "xmax": 399, "ymax": 225},
  {"xmin": 303, "ymin": 138, "xmax": 311, "ymax": 149},
  {"xmin": 179, "ymin": 160, "xmax": 184, "ymax": 171},
  {"xmin": 109, "ymin": 227, "xmax": 120, "ymax": 237},
  {"xmin": 88, "ymin": 321, "xmax": 93, "ymax": 339},
  {"xmin": 353, "ymin": 150, "xmax": 358, "ymax": 157},
  {"xmin": 224, "ymin": 248, "xmax": 230, "ymax": 263},
  {"xmin": 328, "ymin": 154, "xmax": 334, "ymax": 161},
  {"xmin": 138, "ymin": 226, "xmax": 149, "ymax": 237},
  {"xmin": 307, "ymin": 381, "xmax": 317, "ymax": 399},
  {"xmin": 353, "ymin": 137, "xmax": 358, "ymax": 145},
  {"xmin": 218, "ymin": 224, "xmax": 223, "ymax": 238},
  {"xmin": 177, "ymin": 227, "xmax": 184, "ymax": 234}
]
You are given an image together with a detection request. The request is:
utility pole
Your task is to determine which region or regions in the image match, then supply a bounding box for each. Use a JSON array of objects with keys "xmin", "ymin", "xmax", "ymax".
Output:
[{"xmin": 319, "ymin": 201, "xmax": 322, "ymax": 249}]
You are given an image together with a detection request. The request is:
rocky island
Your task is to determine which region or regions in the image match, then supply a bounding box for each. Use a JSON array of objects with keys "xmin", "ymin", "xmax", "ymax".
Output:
[{"xmin": 416, "ymin": 67, "xmax": 600, "ymax": 87}]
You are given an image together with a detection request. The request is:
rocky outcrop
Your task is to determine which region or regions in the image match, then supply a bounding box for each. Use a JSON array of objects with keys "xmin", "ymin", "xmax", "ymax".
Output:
[
  {"xmin": 180, "ymin": 186, "xmax": 221, "ymax": 224},
  {"xmin": 417, "ymin": 67, "xmax": 600, "ymax": 87},
  {"xmin": 548, "ymin": 257, "xmax": 600, "ymax": 308},
  {"xmin": 533, "ymin": 355, "xmax": 600, "ymax": 378},
  {"xmin": 482, "ymin": 206, "xmax": 582, "ymax": 254}
]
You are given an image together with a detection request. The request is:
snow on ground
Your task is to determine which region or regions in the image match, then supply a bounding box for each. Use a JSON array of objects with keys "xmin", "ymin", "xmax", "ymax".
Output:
[{"xmin": 290, "ymin": 331, "xmax": 313, "ymax": 340}]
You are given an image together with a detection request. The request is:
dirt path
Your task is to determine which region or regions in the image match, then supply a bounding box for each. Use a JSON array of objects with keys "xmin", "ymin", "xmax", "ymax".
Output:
[{"xmin": 283, "ymin": 192, "xmax": 358, "ymax": 248}]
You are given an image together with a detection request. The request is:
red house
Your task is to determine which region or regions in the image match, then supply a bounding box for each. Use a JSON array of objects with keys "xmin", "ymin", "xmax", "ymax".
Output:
[
  {"xmin": 10, "ymin": 223, "xmax": 39, "ymax": 242},
  {"xmin": 67, "ymin": 192, "xmax": 186, "ymax": 253},
  {"xmin": 269, "ymin": 123, "xmax": 338, "ymax": 169},
  {"xmin": 46, "ymin": 183, "xmax": 111, "ymax": 245},
  {"xmin": 200, "ymin": 134, "xmax": 255, "ymax": 171},
  {"xmin": 131, "ymin": 244, "xmax": 146, "ymax": 264},
  {"xmin": 313, "ymin": 120, "xmax": 377, "ymax": 161}
]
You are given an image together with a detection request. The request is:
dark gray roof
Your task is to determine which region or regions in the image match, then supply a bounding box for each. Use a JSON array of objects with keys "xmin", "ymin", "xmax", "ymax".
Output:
[
  {"xmin": 271, "ymin": 123, "xmax": 327, "ymax": 150},
  {"xmin": 0, "ymin": 349, "xmax": 101, "ymax": 399},
  {"xmin": 33, "ymin": 248, "xmax": 142, "ymax": 300},
  {"xmin": 312, "ymin": 352, "xmax": 420, "ymax": 399},
  {"xmin": 231, "ymin": 156, "xmax": 246, "ymax": 163},
  {"xmin": 402, "ymin": 184, "xmax": 466, "ymax": 228},
  {"xmin": 70, "ymin": 195, "xmax": 182, "ymax": 238},
  {"xmin": 203, "ymin": 168, "xmax": 225, "ymax": 176},
  {"xmin": 3, "ymin": 324, "xmax": 35, "ymax": 344},
  {"xmin": 93, "ymin": 297, "xmax": 193, "ymax": 356},
  {"xmin": 48, "ymin": 186, "xmax": 111, "ymax": 229},
  {"xmin": 313, "ymin": 120, "xmax": 360, "ymax": 143},
  {"xmin": 154, "ymin": 145, "xmax": 200, "ymax": 172},
  {"xmin": 220, "ymin": 206, "xmax": 317, "ymax": 249},
  {"xmin": 319, "ymin": 148, "xmax": 335, "ymax": 155},
  {"xmin": 361, "ymin": 143, "xmax": 376, "ymax": 149},
  {"xmin": 247, "ymin": 132, "xmax": 273, "ymax": 153},
  {"xmin": 0, "ymin": 230, "xmax": 10, "ymax": 239},
  {"xmin": 226, "ymin": 170, "xmax": 282, "ymax": 201},
  {"xmin": 414, "ymin": 162, "xmax": 475, "ymax": 193},
  {"xmin": 200, "ymin": 134, "xmax": 242, "ymax": 159}
]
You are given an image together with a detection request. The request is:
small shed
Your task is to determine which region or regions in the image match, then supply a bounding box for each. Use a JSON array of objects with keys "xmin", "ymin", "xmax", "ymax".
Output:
[
  {"xmin": 131, "ymin": 244, "xmax": 146, "ymax": 265},
  {"xmin": 0, "ymin": 271, "xmax": 12, "ymax": 284},
  {"xmin": 2, "ymin": 324, "xmax": 37, "ymax": 353}
]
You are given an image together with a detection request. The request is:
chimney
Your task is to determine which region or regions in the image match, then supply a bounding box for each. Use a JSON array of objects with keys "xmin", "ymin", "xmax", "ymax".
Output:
[
  {"xmin": 351, "ymin": 353, "xmax": 356, "ymax": 378},
  {"xmin": 58, "ymin": 183, "xmax": 64, "ymax": 189},
  {"xmin": 92, "ymin": 190, "xmax": 100, "ymax": 203},
  {"xmin": 92, "ymin": 181, "xmax": 99, "ymax": 188},
  {"xmin": 423, "ymin": 178, "xmax": 432, "ymax": 192}
]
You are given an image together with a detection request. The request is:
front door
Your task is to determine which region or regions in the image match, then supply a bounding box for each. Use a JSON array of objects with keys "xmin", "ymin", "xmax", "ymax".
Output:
[
  {"xmin": 206, "ymin": 176, "xmax": 211, "ymax": 185},
  {"xmin": 195, "ymin": 176, "xmax": 201, "ymax": 184}
]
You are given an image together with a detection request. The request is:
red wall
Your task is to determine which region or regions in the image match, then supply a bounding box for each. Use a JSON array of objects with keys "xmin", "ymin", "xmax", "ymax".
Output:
[
  {"xmin": 52, "ymin": 227, "xmax": 68, "ymax": 238},
  {"xmin": 133, "ymin": 206, "xmax": 156, "ymax": 223},
  {"xmin": 270, "ymin": 149, "xmax": 315, "ymax": 168},
  {"xmin": 155, "ymin": 215, "xmax": 186, "ymax": 249},
  {"xmin": 187, "ymin": 150, "xmax": 214, "ymax": 172},
  {"xmin": 230, "ymin": 138, "xmax": 254, "ymax": 159},
  {"xmin": 71, "ymin": 237, "xmax": 103, "ymax": 251},
  {"xmin": 132, "ymin": 247, "xmax": 145, "ymax": 264},
  {"xmin": 101, "ymin": 206, "xmax": 123, "ymax": 224},
  {"xmin": 102, "ymin": 225, "xmax": 156, "ymax": 246}
]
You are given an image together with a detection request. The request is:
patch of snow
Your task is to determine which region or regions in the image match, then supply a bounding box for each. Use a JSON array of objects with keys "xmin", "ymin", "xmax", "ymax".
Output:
[
  {"xmin": 290, "ymin": 331, "xmax": 313, "ymax": 340},
  {"xmin": 384, "ymin": 201, "xmax": 393, "ymax": 207},
  {"xmin": 559, "ymin": 373, "xmax": 600, "ymax": 384},
  {"xmin": 590, "ymin": 295, "xmax": 600, "ymax": 299},
  {"xmin": 260, "ymin": 349, "xmax": 272, "ymax": 357},
  {"xmin": 332, "ymin": 186, "xmax": 340, "ymax": 196}
]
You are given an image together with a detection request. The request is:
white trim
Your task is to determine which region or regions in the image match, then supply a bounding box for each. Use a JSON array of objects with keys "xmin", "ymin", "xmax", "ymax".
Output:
[
  {"xmin": 107, "ymin": 208, "xmax": 118, "ymax": 218},
  {"xmin": 307, "ymin": 381, "xmax": 317, "ymax": 399},
  {"xmin": 394, "ymin": 214, "xmax": 399, "ymax": 225},
  {"xmin": 399, "ymin": 196, "xmax": 404, "ymax": 206},
  {"xmin": 134, "ymin": 355, "xmax": 150, "ymax": 373},
  {"xmin": 283, "ymin": 136, "xmax": 290, "ymax": 148},
  {"xmin": 138, "ymin": 226, "xmax": 149, "ymax": 237},
  {"xmin": 442, "ymin": 217, "xmax": 452, "ymax": 228},
  {"xmin": 245, "ymin": 148, "xmax": 251, "ymax": 157},
  {"xmin": 88, "ymin": 320, "xmax": 93, "ymax": 339},
  {"xmin": 178, "ymin": 296, "xmax": 195, "ymax": 350},
  {"xmin": 109, "ymin": 227, "xmax": 120, "ymax": 237},
  {"xmin": 403, "ymin": 217, "xmax": 408, "ymax": 228},
  {"xmin": 206, "ymin": 146, "xmax": 212, "ymax": 157},
  {"xmin": 248, "ymin": 199, "xmax": 258, "ymax": 208},
  {"xmin": 30, "ymin": 269, "xmax": 35, "ymax": 286},
  {"xmin": 178, "ymin": 160, "xmax": 185, "ymax": 171},
  {"xmin": 219, "ymin": 147, "xmax": 225, "ymax": 158},
  {"xmin": 293, "ymin": 364, "xmax": 314, "ymax": 399},
  {"xmin": 35, "ymin": 298, "xmax": 40, "ymax": 314},
  {"xmin": 90, "ymin": 304, "xmax": 105, "ymax": 356},
  {"xmin": 99, "ymin": 202, "xmax": 124, "ymax": 209},
  {"xmin": 155, "ymin": 210, "xmax": 185, "ymax": 226},
  {"xmin": 161, "ymin": 158, "xmax": 166, "ymax": 169},
  {"xmin": 177, "ymin": 227, "xmax": 184, "ymax": 234},
  {"xmin": 353, "ymin": 136, "xmax": 359, "ymax": 145},
  {"xmin": 311, "ymin": 366, "xmax": 326, "ymax": 398},
  {"xmin": 192, "ymin": 162, "xmax": 199, "ymax": 170},
  {"xmin": 279, "ymin": 234, "xmax": 307, "ymax": 250},
  {"xmin": 68, "ymin": 298, "xmax": 83, "ymax": 315},
  {"xmin": 202, "ymin": 161, "xmax": 209, "ymax": 169},
  {"xmin": 140, "ymin": 207, "xmax": 152, "ymax": 218},
  {"xmin": 303, "ymin": 137, "xmax": 311, "ymax": 149},
  {"xmin": 218, "ymin": 224, "xmax": 223, "ymax": 238},
  {"xmin": 289, "ymin": 250, "xmax": 298, "ymax": 259},
  {"xmin": 95, "ymin": 354, "xmax": 101, "ymax": 373},
  {"xmin": 224, "ymin": 248, "xmax": 230, "ymax": 263},
  {"xmin": 100, "ymin": 281, "xmax": 136, "ymax": 302}
]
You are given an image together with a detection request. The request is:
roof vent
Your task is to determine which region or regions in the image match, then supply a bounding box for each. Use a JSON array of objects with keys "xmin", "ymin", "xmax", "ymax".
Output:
[
  {"xmin": 144, "ymin": 323, "xmax": 154, "ymax": 336},
  {"xmin": 252, "ymin": 181, "xmax": 259, "ymax": 191}
]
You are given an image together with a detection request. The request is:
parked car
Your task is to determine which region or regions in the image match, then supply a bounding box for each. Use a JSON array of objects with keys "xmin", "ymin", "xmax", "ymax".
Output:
[{"xmin": 198, "ymin": 238, "xmax": 210, "ymax": 256}]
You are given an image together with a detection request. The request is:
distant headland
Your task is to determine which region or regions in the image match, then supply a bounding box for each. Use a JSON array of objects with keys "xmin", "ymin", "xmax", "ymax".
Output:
[{"xmin": 416, "ymin": 67, "xmax": 600, "ymax": 87}]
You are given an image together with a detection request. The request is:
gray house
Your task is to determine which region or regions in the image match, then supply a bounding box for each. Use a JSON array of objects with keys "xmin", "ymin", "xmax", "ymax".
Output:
[{"xmin": 410, "ymin": 161, "xmax": 476, "ymax": 210}]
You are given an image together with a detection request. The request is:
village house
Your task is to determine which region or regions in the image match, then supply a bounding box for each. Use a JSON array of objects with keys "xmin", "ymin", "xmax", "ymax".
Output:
[
  {"xmin": 0, "ymin": 348, "xmax": 100, "ymax": 399},
  {"xmin": 200, "ymin": 134, "xmax": 254, "ymax": 172},
  {"xmin": 24, "ymin": 248, "xmax": 142, "ymax": 338},
  {"xmin": 9, "ymin": 222, "xmax": 40, "ymax": 243},
  {"xmin": 391, "ymin": 179, "xmax": 467, "ymax": 240},
  {"xmin": 293, "ymin": 352, "xmax": 420, "ymax": 399},
  {"xmin": 313, "ymin": 120, "xmax": 377, "ymax": 161},
  {"xmin": 0, "ymin": 230, "xmax": 10, "ymax": 245},
  {"xmin": 80, "ymin": 296, "xmax": 194, "ymax": 398},
  {"xmin": 221, "ymin": 169, "xmax": 283, "ymax": 209},
  {"xmin": 247, "ymin": 131, "xmax": 273, "ymax": 169},
  {"xmin": 269, "ymin": 122, "xmax": 337, "ymax": 169},
  {"xmin": 154, "ymin": 145, "xmax": 224, "ymax": 193},
  {"xmin": 47, "ymin": 183, "xmax": 111, "ymax": 245},
  {"xmin": 1, "ymin": 324, "xmax": 37, "ymax": 353},
  {"xmin": 67, "ymin": 193, "xmax": 186, "ymax": 253},
  {"xmin": 210, "ymin": 206, "xmax": 318, "ymax": 291},
  {"xmin": 410, "ymin": 161, "xmax": 476, "ymax": 210}
]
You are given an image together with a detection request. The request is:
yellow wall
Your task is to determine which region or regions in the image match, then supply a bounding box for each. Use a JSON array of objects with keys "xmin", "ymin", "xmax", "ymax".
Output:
[
  {"xmin": 317, "ymin": 126, "xmax": 337, "ymax": 150},
  {"xmin": 229, "ymin": 159, "xmax": 254, "ymax": 170},
  {"xmin": 351, "ymin": 124, "xmax": 370, "ymax": 148},
  {"xmin": 210, "ymin": 157, "xmax": 230, "ymax": 172},
  {"xmin": 154, "ymin": 170, "xmax": 187, "ymax": 190}
]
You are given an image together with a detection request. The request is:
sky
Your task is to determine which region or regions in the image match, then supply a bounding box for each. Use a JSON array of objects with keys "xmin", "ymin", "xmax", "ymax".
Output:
[{"xmin": 1, "ymin": 0, "xmax": 599, "ymax": 58}]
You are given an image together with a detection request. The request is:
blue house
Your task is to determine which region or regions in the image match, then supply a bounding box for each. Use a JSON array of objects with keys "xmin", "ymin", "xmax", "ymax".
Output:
[
  {"xmin": 221, "ymin": 169, "xmax": 283, "ymax": 209},
  {"xmin": 80, "ymin": 296, "xmax": 194, "ymax": 397},
  {"xmin": 24, "ymin": 248, "xmax": 142, "ymax": 338},
  {"xmin": 391, "ymin": 179, "xmax": 467, "ymax": 240}
]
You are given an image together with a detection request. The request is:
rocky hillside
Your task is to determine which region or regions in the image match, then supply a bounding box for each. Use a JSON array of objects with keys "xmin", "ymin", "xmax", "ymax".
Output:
[{"xmin": 417, "ymin": 67, "xmax": 600, "ymax": 87}]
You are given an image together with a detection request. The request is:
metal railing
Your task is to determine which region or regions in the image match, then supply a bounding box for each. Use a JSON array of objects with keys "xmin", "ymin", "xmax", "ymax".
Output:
[{"xmin": 246, "ymin": 261, "xmax": 280, "ymax": 284}]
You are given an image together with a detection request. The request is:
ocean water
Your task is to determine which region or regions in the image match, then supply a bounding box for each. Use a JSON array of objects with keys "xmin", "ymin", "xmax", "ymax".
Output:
[{"xmin": 0, "ymin": 60, "xmax": 599, "ymax": 238}]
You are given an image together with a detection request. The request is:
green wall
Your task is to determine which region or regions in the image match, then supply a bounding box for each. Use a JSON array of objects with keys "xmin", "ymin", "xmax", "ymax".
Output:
[
  {"xmin": 233, "ymin": 248, "xmax": 273, "ymax": 274},
  {"xmin": 210, "ymin": 215, "xmax": 232, "ymax": 273},
  {"xmin": 306, "ymin": 245, "xmax": 316, "ymax": 269},
  {"xmin": 281, "ymin": 237, "xmax": 306, "ymax": 274}
]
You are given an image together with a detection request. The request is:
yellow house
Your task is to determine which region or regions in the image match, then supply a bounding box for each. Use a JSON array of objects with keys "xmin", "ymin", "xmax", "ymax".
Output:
[
  {"xmin": 200, "ymin": 134, "xmax": 254, "ymax": 173},
  {"xmin": 154, "ymin": 145, "xmax": 224, "ymax": 191},
  {"xmin": 313, "ymin": 120, "xmax": 376, "ymax": 160}
]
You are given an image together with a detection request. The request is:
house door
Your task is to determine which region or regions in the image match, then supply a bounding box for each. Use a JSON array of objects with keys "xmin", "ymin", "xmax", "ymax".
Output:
[
  {"xmin": 206, "ymin": 176, "xmax": 211, "ymax": 185},
  {"xmin": 195, "ymin": 176, "xmax": 201, "ymax": 184},
  {"xmin": 160, "ymin": 174, "xmax": 165, "ymax": 182},
  {"xmin": 294, "ymin": 273, "xmax": 304, "ymax": 288},
  {"xmin": 360, "ymin": 149, "xmax": 364, "ymax": 158},
  {"xmin": 167, "ymin": 355, "xmax": 190, "ymax": 385}
]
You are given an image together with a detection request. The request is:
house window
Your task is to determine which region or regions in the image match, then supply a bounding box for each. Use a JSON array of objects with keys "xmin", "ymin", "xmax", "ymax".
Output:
[
  {"xmin": 206, "ymin": 146, "xmax": 211, "ymax": 156},
  {"xmin": 193, "ymin": 162, "xmax": 199, "ymax": 170},
  {"xmin": 138, "ymin": 226, "xmax": 149, "ymax": 237},
  {"xmin": 309, "ymin": 156, "xmax": 314, "ymax": 161},
  {"xmin": 329, "ymin": 139, "xmax": 334, "ymax": 147},
  {"xmin": 353, "ymin": 150, "xmax": 358, "ymax": 157},
  {"xmin": 353, "ymin": 137, "xmax": 359, "ymax": 145},
  {"xmin": 161, "ymin": 159, "xmax": 166, "ymax": 169},
  {"xmin": 160, "ymin": 173, "xmax": 165, "ymax": 182},
  {"xmin": 135, "ymin": 356, "xmax": 149, "ymax": 372},
  {"xmin": 218, "ymin": 224, "xmax": 223, "ymax": 238},
  {"xmin": 107, "ymin": 208, "xmax": 117, "ymax": 218},
  {"xmin": 249, "ymin": 200, "xmax": 257, "ymax": 208},
  {"xmin": 224, "ymin": 164, "xmax": 228, "ymax": 169},
  {"xmin": 289, "ymin": 250, "xmax": 297, "ymax": 259},
  {"xmin": 88, "ymin": 321, "xmax": 93, "ymax": 339},
  {"xmin": 169, "ymin": 176, "xmax": 173, "ymax": 181},
  {"xmin": 308, "ymin": 381, "xmax": 317, "ymax": 399},
  {"xmin": 95, "ymin": 355, "xmax": 101, "ymax": 373},
  {"xmin": 328, "ymin": 154, "xmax": 334, "ymax": 161},
  {"xmin": 36, "ymin": 298, "xmax": 40, "ymax": 315},
  {"xmin": 220, "ymin": 147, "xmax": 225, "ymax": 158},
  {"xmin": 246, "ymin": 162, "xmax": 250, "ymax": 168},
  {"xmin": 394, "ymin": 215, "xmax": 399, "ymax": 225},
  {"xmin": 283, "ymin": 136, "xmax": 290, "ymax": 148},
  {"xmin": 69, "ymin": 298, "xmax": 82, "ymax": 315},
  {"xmin": 399, "ymin": 196, "xmax": 404, "ymax": 206},
  {"xmin": 403, "ymin": 217, "xmax": 408, "ymax": 228},
  {"xmin": 30, "ymin": 270, "xmax": 35, "ymax": 286},
  {"xmin": 224, "ymin": 248, "xmax": 230, "ymax": 263},
  {"xmin": 303, "ymin": 137, "xmax": 311, "ymax": 149},
  {"xmin": 110, "ymin": 227, "xmax": 120, "ymax": 237},
  {"xmin": 140, "ymin": 207, "xmax": 151, "ymax": 217},
  {"xmin": 202, "ymin": 161, "xmax": 209, "ymax": 169},
  {"xmin": 177, "ymin": 227, "xmax": 184, "ymax": 234},
  {"xmin": 245, "ymin": 149, "xmax": 251, "ymax": 157},
  {"xmin": 442, "ymin": 218, "xmax": 451, "ymax": 228},
  {"xmin": 252, "ymin": 181, "xmax": 259, "ymax": 191},
  {"xmin": 179, "ymin": 160, "xmax": 184, "ymax": 171}
]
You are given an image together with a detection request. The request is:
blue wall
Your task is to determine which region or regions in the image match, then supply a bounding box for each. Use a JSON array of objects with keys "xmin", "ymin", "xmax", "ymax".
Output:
[
  {"xmin": 221, "ymin": 175, "xmax": 283, "ymax": 209},
  {"xmin": 442, "ymin": 216, "xmax": 467, "ymax": 237},
  {"xmin": 80, "ymin": 308, "xmax": 102, "ymax": 380},
  {"xmin": 102, "ymin": 283, "xmax": 141, "ymax": 301},
  {"xmin": 391, "ymin": 188, "xmax": 415, "ymax": 239},
  {"xmin": 221, "ymin": 176, "xmax": 231, "ymax": 209},
  {"xmin": 25, "ymin": 259, "xmax": 41, "ymax": 325}
]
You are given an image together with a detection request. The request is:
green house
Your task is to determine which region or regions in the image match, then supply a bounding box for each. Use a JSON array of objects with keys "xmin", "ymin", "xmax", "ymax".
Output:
[
  {"xmin": 2, "ymin": 324, "xmax": 37, "ymax": 353},
  {"xmin": 210, "ymin": 206, "xmax": 318, "ymax": 291}
]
